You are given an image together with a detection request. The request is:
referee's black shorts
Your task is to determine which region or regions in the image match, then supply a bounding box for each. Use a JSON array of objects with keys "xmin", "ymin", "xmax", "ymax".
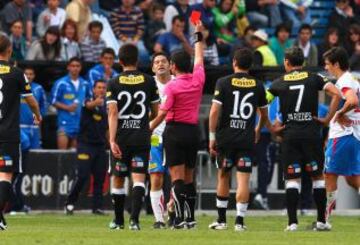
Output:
[
  {"xmin": 163, "ymin": 122, "xmax": 200, "ymax": 169},
  {"xmin": 0, "ymin": 142, "xmax": 21, "ymax": 173}
]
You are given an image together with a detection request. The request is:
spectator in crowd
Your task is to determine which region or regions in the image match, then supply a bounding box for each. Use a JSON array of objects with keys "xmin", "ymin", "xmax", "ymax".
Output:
[
  {"xmin": 293, "ymin": 24, "xmax": 318, "ymax": 66},
  {"xmin": 1, "ymin": 0, "xmax": 33, "ymax": 45},
  {"xmin": 349, "ymin": 41, "xmax": 360, "ymax": 70},
  {"xmin": 191, "ymin": 0, "xmax": 217, "ymax": 43},
  {"xmin": 9, "ymin": 20, "xmax": 27, "ymax": 61},
  {"xmin": 87, "ymin": 48, "xmax": 118, "ymax": 86},
  {"xmin": 164, "ymin": 0, "xmax": 191, "ymax": 34},
  {"xmin": 318, "ymin": 28, "xmax": 342, "ymax": 66},
  {"xmin": 203, "ymin": 24, "xmax": 220, "ymax": 65},
  {"xmin": 60, "ymin": 19, "xmax": 81, "ymax": 61},
  {"xmin": 80, "ymin": 21, "xmax": 106, "ymax": 63},
  {"xmin": 269, "ymin": 23, "xmax": 293, "ymax": 65},
  {"xmin": 66, "ymin": 0, "xmax": 92, "ymax": 41},
  {"xmin": 36, "ymin": 0, "xmax": 66, "ymax": 37},
  {"xmin": 251, "ymin": 29, "xmax": 278, "ymax": 66},
  {"xmin": 329, "ymin": 0, "xmax": 360, "ymax": 41},
  {"xmin": 345, "ymin": 23, "xmax": 360, "ymax": 54},
  {"xmin": 144, "ymin": 4, "xmax": 167, "ymax": 54},
  {"xmin": 245, "ymin": 0, "xmax": 283, "ymax": 28},
  {"xmin": 232, "ymin": 25, "xmax": 257, "ymax": 52},
  {"xmin": 212, "ymin": 0, "xmax": 245, "ymax": 45},
  {"xmin": 26, "ymin": 26, "xmax": 62, "ymax": 61},
  {"xmin": 51, "ymin": 57, "xmax": 91, "ymax": 149},
  {"xmin": 154, "ymin": 16, "xmax": 193, "ymax": 56},
  {"xmin": 109, "ymin": 0, "xmax": 150, "ymax": 65},
  {"xmin": 280, "ymin": 0, "xmax": 312, "ymax": 29},
  {"xmin": 29, "ymin": 0, "xmax": 46, "ymax": 23}
]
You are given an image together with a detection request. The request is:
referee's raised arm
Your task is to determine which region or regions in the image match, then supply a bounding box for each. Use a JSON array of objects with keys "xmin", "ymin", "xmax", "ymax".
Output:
[{"xmin": 193, "ymin": 21, "xmax": 204, "ymax": 67}]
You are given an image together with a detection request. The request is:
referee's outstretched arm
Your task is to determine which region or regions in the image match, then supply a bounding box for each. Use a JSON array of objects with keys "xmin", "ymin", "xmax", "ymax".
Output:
[{"xmin": 193, "ymin": 21, "xmax": 204, "ymax": 67}]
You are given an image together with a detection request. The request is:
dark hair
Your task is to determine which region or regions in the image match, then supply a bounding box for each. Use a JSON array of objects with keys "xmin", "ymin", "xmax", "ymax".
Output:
[
  {"xmin": 93, "ymin": 79, "xmax": 106, "ymax": 87},
  {"xmin": 152, "ymin": 3, "xmax": 165, "ymax": 13},
  {"xmin": 88, "ymin": 21, "xmax": 103, "ymax": 31},
  {"xmin": 10, "ymin": 19, "xmax": 23, "ymax": 28},
  {"xmin": 244, "ymin": 25, "xmax": 257, "ymax": 35},
  {"xmin": 61, "ymin": 19, "xmax": 78, "ymax": 42},
  {"xmin": 41, "ymin": 26, "xmax": 61, "ymax": 59},
  {"xmin": 284, "ymin": 47, "xmax": 304, "ymax": 66},
  {"xmin": 67, "ymin": 56, "xmax": 82, "ymax": 66},
  {"xmin": 170, "ymin": 50, "xmax": 191, "ymax": 73},
  {"xmin": 219, "ymin": 0, "xmax": 234, "ymax": 13},
  {"xmin": 324, "ymin": 27, "xmax": 340, "ymax": 49},
  {"xmin": 151, "ymin": 52, "xmax": 170, "ymax": 67},
  {"xmin": 119, "ymin": 44, "xmax": 138, "ymax": 66},
  {"xmin": 348, "ymin": 24, "xmax": 360, "ymax": 44},
  {"xmin": 299, "ymin": 24, "xmax": 312, "ymax": 33},
  {"xmin": 323, "ymin": 47, "xmax": 349, "ymax": 70},
  {"xmin": 275, "ymin": 23, "xmax": 291, "ymax": 37},
  {"xmin": 23, "ymin": 65, "xmax": 35, "ymax": 72},
  {"xmin": 233, "ymin": 48, "xmax": 253, "ymax": 70},
  {"xmin": 0, "ymin": 33, "xmax": 11, "ymax": 54},
  {"xmin": 172, "ymin": 15, "xmax": 185, "ymax": 25},
  {"xmin": 101, "ymin": 47, "xmax": 115, "ymax": 57}
]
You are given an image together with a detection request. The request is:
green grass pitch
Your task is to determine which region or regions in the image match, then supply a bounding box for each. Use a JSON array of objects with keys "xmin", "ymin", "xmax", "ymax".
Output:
[{"xmin": 1, "ymin": 214, "xmax": 360, "ymax": 244}]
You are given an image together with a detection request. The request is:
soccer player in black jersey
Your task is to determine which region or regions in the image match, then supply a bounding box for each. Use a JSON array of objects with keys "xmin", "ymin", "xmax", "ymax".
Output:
[
  {"xmin": 107, "ymin": 44, "xmax": 160, "ymax": 230},
  {"xmin": 0, "ymin": 34, "xmax": 41, "ymax": 230},
  {"xmin": 267, "ymin": 47, "xmax": 341, "ymax": 231},
  {"xmin": 208, "ymin": 48, "xmax": 272, "ymax": 231}
]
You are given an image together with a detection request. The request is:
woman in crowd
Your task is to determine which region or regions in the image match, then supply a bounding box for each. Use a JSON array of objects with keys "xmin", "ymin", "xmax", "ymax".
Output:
[
  {"xmin": 317, "ymin": 28, "xmax": 342, "ymax": 66},
  {"xmin": 60, "ymin": 19, "xmax": 81, "ymax": 61},
  {"xmin": 26, "ymin": 26, "xmax": 62, "ymax": 61},
  {"xmin": 345, "ymin": 23, "xmax": 360, "ymax": 55}
]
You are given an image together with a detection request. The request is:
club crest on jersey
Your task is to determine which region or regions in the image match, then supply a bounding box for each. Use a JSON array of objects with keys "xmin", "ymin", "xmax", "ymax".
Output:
[
  {"xmin": 78, "ymin": 153, "xmax": 90, "ymax": 160},
  {"xmin": 288, "ymin": 163, "xmax": 301, "ymax": 174},
  {"xmin": 93, "ymin": 114, "xmax": 102, "ymax": 121},
  {"xmin": 115, "ymin": 161, "xmax": 127, "ymax": 172},
  {"xmin": 106, "ymin": 91, "xmax": 112, "ymax": 98},
  {"xmin": 63, "ymin": 93, "xmax": 75, "ymax": 99},
  {"xmin": 131, "ymin": 157, "xmax": 144, "ymax": 168},
  {"xmin": 305, "ymin": 161, "xmax": 318, "ymax": 172},
  {"xmin": 231, "ymin": 78, "xmax": 256, "ymax": 88},
  {"xmin": 238, "ymin": 157, "xmax": 251, "ymax": 167},
  {"xmin": 119, "ymin": 75, "xmax": 145, "ymax": 85},
  {"xmin": 0, "ymin": 65, "xmax": 10, "ymax": 74},
  {"xmin": 284, "ymin": 72, "xmax": 308, "ymax": 81},
  {"xmin": 0, "ymin": 156, "xmax": 13, "ymax": 167}
]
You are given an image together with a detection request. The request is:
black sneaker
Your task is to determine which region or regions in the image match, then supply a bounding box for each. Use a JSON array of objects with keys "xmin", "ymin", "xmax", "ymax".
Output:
[
  {"xmin": 64, "ymin": 204, "xmax": 74, "ymax": 215},
  {"xmin": 92, "ymin": 209, "xmax": 105, "ymax": 215},
  {"xmin": 153, "ymin": 221, "xmax": 166, "ymax": 229},
  {"xmin": 172, "ymin": 218, "xmax": 186, "ymax": 230},
  {"xmin": 109, "ymin": 220, "xmax": 124, "ymax": 230},
  {"xmin": 185, "ymin": 219, "xmax": 197, "ymax": 229},
  {"xmin": 0, "ymin": 213, "xmax": 7, "ymax": 231},
  {"xmin": 129, "ymin": 219, "xmax": 141, "ymax": 231}
]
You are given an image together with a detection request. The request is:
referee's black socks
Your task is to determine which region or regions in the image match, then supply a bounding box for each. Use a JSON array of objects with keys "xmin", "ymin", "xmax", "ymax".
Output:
[
  {"xmin": 172, "ymin": 180, "xmax": 186, "ymax": 221},
  {"xmin": 185, "ymin": 183, "xmax": 196, "ymax": 222},
  {"xmin": 111, "ymin": 188, "xmax": 125, "ymax": 225},
  {"xmin": 0, "ymin": 181, "xmax": 11, "ymax": 214},
  {"xmin": 313, "ymin": 180, "xmax": 326, "ymax": 223},
  {"xmin": 130, "ymin": 183, "xmax": 145, "ymax": 223},
  {"xmin": 285, "ymin": 181, "xmax": 300, "ymax": 225}
]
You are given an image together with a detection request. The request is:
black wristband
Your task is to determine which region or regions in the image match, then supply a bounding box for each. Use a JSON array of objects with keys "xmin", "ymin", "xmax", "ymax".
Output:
[{"xmin": 194, "ymin": 32, "xmax": 203, "ymax": 43}]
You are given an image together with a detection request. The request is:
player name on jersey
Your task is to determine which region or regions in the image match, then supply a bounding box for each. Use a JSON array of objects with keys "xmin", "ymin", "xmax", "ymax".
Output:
[
  {"xmin": 230, "ymin": 119, "xmax": 247, "ymax": 129},
  {"xmin": 121, "ymin": 119, "xmax": 141, "ymax": 129},
  {"xmin": 287, "ymin": 112, "xmax": 312, "ymax": 122}
]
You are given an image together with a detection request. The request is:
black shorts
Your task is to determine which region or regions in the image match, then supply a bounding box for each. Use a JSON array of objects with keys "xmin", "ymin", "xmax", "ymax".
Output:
[
  {"xmin": 163, "ymin": 122, "xmax": 200, "ymax": 168},
  {"xmin": 77, "ymin": 143, "xmax": 107, "ymax": 176},
  {"xmin": 0, "ymin": 142, "xmax": 21, "ymax": 173},
  {"xmin": 216, "ymin": 148, "xmax": 254, "ymax": 173},
  {"xmin": 281, "ymin": 138, "xmax": 324, "ymax": 180},
  {"xmin": 110, "ymin": 145, "xmax": 150, "ymax": 177}
]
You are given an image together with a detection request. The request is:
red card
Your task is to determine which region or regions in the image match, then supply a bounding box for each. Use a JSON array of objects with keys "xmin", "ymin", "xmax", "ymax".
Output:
[{"xmin": 190, "ymin": 11, "xmax": 201, "ymax": 25}]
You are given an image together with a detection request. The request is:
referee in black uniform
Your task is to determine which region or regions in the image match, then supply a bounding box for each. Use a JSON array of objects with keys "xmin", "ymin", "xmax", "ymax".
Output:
[
  {"xmin": 0, "ymin": 34, "xmax": 41, "ymax": 230},
  {"xmin": 65, "ymin": 80, "xmax": 108, "ymax": 215}
]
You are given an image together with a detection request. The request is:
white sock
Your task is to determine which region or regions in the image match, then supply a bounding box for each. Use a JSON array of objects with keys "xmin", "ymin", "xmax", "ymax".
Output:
[
  {"xmin": 326, "ymin": 191, "xmax": 337, "ymax": 221},
  {"xmin": 236, "ymin": 202, "xmax": 248, "ymax": 217},
  {"xmin": 150, "ymin": 190, "xmax": 165, "ymax": 223}
]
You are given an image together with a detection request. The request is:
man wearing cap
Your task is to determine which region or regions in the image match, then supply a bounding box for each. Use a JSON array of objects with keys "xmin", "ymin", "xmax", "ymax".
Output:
[{"xmin": 250, "ymin": 29, "xmax": 278, "ymax": 67}]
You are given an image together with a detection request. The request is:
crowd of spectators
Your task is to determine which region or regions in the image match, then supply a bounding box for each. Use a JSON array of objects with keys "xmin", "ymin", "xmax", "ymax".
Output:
[{"xmin": 1, "ymin": 0, "xmax": 360, "ymax": 67}]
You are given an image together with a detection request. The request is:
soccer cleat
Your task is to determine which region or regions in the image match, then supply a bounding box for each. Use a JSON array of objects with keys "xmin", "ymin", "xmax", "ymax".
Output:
[
  {"xmin": 284, "ymin": 223, "xmax": 298, "ymax": 232},
  {"xmin": 185, "ymin": 220, "xmax": 197, "ymax": 229},
  {"xmin": 92, "ymin": 209, "xmax": 105, "ymax": 215},
  {"xmin": 172, "ymin": 220, "xmax": 187, "ymax": 230},
  {"xmin": 109, "ymin": 220, "xmax": 124, "ymax": 230},
  {"xmin": 312, "ymin": 221, "xmax": 332, "ymax": 231},
  {"xmin": 64, "ymin": 204, "xmax": 74, "ymax": 215},
  {"xmin": 234, "ymin": 224, "xmax": 247, "ymax": 232},
  {"xmin": 208, "ymin": 221, "xmax": 228, "ymax": 230},
  {"xmin": 167, "ymin": 211, "xmax": 176, "ymax": 228},
  {"xmin": 153, "ymin": 221, "xmax": 166, "ymax": 229},
  {"xmin": 129, "ymin": 220, "xmax": 141, "ymax": 231},
  {"xmin": 253, "ymin": 194, "xmax": 270, "ymax": 210},
  {"xmin": 0, "ymin": 214, "xmax": 7, "ymax": 231}
]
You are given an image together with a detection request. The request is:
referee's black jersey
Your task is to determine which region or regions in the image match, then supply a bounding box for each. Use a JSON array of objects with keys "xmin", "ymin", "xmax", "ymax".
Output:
[
  {"xmin": 212, "ymin": 72, "xmax": 267, "ymax": 149},
  {"xmin": 268, "ymin": 69, "xmax": 329, "ymax": 140},
  {"xmin": 78, "ymin": 98, "xmax": 108, "ymax": 145},
  {"xmin": 0, "ymin": 61, "xmax": 32, "ymax": 143},
  {"xmin": 106, "ymin": 70, "xmax": 160, "ymax": 147}
]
